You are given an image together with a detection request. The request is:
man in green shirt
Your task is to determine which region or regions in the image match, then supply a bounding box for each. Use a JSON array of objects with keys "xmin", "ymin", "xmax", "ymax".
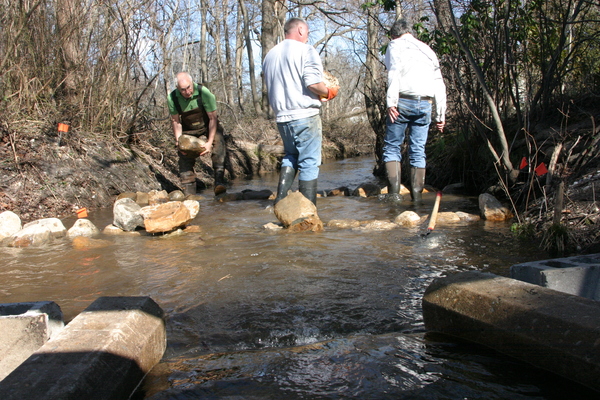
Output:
[{"xmin": 168, "ymin": 72, "xmax": 227, "ymax": 195}]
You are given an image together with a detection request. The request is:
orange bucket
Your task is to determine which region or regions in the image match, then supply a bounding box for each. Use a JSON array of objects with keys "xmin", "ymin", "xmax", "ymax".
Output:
[
  {"xmin": 58, "ymin": 123, "xmax": 70, "ymax": 133},
  {"xmin": 76, "ymin": 208, "xmax": 88, "ymax": 218}
]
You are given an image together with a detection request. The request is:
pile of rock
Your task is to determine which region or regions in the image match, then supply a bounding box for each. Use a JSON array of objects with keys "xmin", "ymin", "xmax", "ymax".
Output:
[
  {"xmin": 0, "ymin": 189, "xmax": 202, "ymax": 248},
  {"xmin": 265, "ymin": 189, "xmax": 512, "ymax": 233}
]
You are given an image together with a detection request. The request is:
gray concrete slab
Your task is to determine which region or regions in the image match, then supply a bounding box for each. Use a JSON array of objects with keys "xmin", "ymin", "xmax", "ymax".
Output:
[
  {"xmin": 423, "ymin": 271, "xmax": 600, "ymax": 393},
  {"xmin": 0, "ymin": 301, "xmax": 64, "ymax": 380},
  {"xmin": 511, "ymin": 253, "xmax": 600, "ymax": 300},
  {"xmin": 0, "ymin": 296, "xmax": 166, "ymax": 400}
]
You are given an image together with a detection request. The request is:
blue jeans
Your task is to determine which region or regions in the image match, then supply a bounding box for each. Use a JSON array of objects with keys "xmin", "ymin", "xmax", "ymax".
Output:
[
  {"xmin": 383, "ymin": 98, "xmax": 432, "ymax": 168},
  {"xmin": 277, "ymin": 114, "xmax": 322, "ymax": 181}
]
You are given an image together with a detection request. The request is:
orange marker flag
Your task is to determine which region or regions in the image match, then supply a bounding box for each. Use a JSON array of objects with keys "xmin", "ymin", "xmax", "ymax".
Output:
[
  {"xmin": 535, "ymin": 162, "xmax": 548, "ymax": 176},
  {"xmin": 519, "ymin": 157, "xmax": 528, "ymax": 170},
  {"xmin": 58, "ymin": 123, "xmax": 70, "ymax": 133}
]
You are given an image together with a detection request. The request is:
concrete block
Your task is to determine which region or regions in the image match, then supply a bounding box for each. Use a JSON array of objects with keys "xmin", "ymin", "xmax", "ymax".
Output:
[
  {"xmin": 511, "ymin": 253, "xmax": 600, "ymax": 300},
  {"xmin": 0, "ymin": 301, "xmax": 64, "ymax": 380},
  {"xmin": 0, "ymin": 296, "xmax": 166, "ymax": 400},
  {"xmin": 423, "ymin": 271, "xmax": 600, "ymax": 393}
]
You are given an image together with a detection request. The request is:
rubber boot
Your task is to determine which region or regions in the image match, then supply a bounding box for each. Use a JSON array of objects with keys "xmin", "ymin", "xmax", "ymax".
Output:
[
  {"xmin": 299, "ymin": 179, "xmax": 318, "ymax": 206},
  {"xmin": 274, "ymin": 166, "xmax": 297, "ymax": 205},
  {"xmin": 410, "ymin": 167, "xmax": 426, "ymax": 203},
  {"xmin": 214, "ymin": 168, "xmax": 226, "ymax": 195},
  {"xmin": 384, "ymin": 161, "xmax": 403, "ymax": 203},
  {"xmin": 183, "ymin": 181, "xmax": 196, "ymax": 196}
]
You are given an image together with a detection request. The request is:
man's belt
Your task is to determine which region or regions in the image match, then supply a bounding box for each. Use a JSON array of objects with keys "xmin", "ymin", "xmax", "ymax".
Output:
[{"xmin": 399, "ymin": 93, "xmax": 433, "ymax": 102}]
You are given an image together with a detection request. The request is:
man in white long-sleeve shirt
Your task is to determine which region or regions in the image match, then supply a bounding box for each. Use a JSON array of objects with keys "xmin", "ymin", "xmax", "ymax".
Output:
[
  {"xmin": 262, "ymin": 17, "xmax": 339, "ymax": 206},
  {"xmin": 384, "ymin": 18, "xmax": 446, "ymax": 203}
]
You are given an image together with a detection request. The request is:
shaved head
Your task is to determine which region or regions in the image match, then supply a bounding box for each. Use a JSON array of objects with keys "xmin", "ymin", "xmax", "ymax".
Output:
[{"xmin": 176, "ymin": 72, "xmax": 194, "ymax": 98}]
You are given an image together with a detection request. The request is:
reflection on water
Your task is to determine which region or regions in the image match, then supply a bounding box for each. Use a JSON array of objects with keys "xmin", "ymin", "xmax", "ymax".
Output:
[{"xmin": 1, "ymin": 157, "xmax": 594, "ymax": 399}]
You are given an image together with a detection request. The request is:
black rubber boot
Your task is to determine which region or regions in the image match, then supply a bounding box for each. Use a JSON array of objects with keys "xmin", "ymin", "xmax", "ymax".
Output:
[
  {"xmin": 299, "ymin": 179, "xmax": 318, "ymax": 206},
  {"xmin": 384, "ymin": 161, "xmax": 403, "ymax": 202},
  {"xmin": 274, "ymin": 166, "xmax": 296, "ymax": 205},
  {"xmin": 385, "ymin": 161, "xmax": 401, "ymax": 194},
  {"xmin": 214, "ymin": 168, "xmax": 226, "ymax": 195},
  {"xmin": 410, "ymin": 167, "xmax": 426, "ymax": 203}
]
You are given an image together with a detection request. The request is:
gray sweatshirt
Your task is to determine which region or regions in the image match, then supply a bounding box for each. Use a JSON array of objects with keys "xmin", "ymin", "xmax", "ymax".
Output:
[{"xmin": 262, "ymin": 39, "xmax": 323, "ymax": 123}]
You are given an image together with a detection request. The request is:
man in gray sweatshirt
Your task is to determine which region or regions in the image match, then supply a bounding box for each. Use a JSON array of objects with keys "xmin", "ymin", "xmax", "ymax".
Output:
[{"xmin": 262, "ymin": 17, "xmax": 339, "ymax": 207}]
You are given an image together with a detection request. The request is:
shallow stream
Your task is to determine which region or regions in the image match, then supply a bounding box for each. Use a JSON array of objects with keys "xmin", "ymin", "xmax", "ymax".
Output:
[{"xmin": 1, "ymin": 156, "xmax": 596, "ymax": 399}]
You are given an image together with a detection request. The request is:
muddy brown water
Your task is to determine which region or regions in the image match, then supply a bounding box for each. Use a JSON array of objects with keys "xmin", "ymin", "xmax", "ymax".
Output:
[{"xmin": 1, "ymin": 157, "xmax": 596, "ymax": 399}]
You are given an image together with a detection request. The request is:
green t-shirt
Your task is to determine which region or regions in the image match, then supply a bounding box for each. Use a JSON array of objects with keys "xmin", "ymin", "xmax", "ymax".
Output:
[{"xmin": 168, "ymin": 83, "xmax": 217, "ymax": 115}]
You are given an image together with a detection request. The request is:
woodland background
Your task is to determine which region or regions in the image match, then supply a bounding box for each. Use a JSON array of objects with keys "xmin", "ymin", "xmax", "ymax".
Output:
[{"xmin": 1, "ymin": 0, "xmax": 599, "ymax": 254}]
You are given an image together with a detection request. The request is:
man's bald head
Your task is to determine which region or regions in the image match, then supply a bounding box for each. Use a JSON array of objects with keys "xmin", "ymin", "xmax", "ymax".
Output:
[{"xmin": 176, "ymin": 72, "xmax": 194, "ymax": 99}]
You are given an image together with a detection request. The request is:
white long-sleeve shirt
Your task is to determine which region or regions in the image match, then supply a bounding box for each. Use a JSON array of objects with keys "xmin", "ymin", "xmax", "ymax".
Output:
[
  {"xmin": 385, "ymin": 33, "xmax": 446, "ymax": 122},
  {"xmin": 262, "ymin": 39, "xmax": 323, "ymax": 123}
]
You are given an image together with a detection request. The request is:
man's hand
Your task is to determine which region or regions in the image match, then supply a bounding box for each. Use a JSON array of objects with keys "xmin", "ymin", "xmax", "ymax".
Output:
[
  {"xmin": 387, "ymin": 106, "xmax": 399, "ymax": 123},
  {"xmin": 200, "ymin": 141, "xmax": 213, "ymax": 156},
  {"xmin": 436, "ymin": 121, "xmax": 445, "ymax": 133}
]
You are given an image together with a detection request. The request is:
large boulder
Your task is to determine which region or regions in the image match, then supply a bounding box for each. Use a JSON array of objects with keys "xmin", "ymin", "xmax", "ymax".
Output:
[
  {"xmin": 0, "ymin": 211, "xmax": 22, "ymax": 241},
  {"xmin": 22, "ymin": 218, "xmax": 67, "ymax": 238},
  {"xmin": 478, "ymin": 193, "xmax": 513, "ymax": 221},
  {"xmin": 8, "ymin": 224, "xmax": 53, "ymax": 247},
  {"xmin": 113, "ymin": 198, "xmax": 144, "ymax": 232},
  {"xmin": 274, "ymin": 192, "xmax": 323, "ymax": 232},
  {"xmin": 140, "ymin": 201, "xmax": 192, "ymax": 234},
  {"xmin": 394, "ymin": 211, "xmax": 422, "ymax": 227},
  {"xmin": 67, "ymin": 219, "xmax": 100, "ymax": 239}
]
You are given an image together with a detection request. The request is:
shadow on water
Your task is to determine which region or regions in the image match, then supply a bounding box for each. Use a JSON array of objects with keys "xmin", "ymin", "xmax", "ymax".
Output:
[{"xmin": 1, "ymin": 156, "xmax": 596, "ymax": 399}]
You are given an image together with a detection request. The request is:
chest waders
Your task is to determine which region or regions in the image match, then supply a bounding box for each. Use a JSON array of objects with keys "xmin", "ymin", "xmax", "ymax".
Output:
[{"xmin": 172, "ymin": 89, "xmax": 227, "ymax": 195}]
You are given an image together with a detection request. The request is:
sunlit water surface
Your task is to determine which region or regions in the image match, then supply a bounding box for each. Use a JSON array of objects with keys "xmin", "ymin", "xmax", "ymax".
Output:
[{"xmin": 1, "ymin": 157, "xmax": 595, "ymax": 399}]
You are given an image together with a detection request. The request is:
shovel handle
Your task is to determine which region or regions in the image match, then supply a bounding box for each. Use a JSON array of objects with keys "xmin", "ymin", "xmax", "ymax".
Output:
[{"xmin": 427, "ymin": 191, "xmax": 443, "ymax": 232}]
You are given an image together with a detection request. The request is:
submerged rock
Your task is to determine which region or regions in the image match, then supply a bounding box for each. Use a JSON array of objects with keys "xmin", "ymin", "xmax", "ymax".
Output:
[
  {"xmin": 353, "ymin": 220, "xmax": 398, "ymax": 232},
  {"xmin": 326, "ymin": 219, "xmax": 361, "ymax": 229},
  {"xmin": 72, "ymin": 236, "xmax": 112, "ymax": 249},
  {"xmin": 352, "ymin": 183, "xmax": 382, "ymax": 197}
]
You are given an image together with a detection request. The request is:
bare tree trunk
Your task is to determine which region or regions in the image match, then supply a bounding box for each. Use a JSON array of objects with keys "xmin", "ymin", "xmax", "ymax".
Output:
[
  {"xmin": 199, "ymin": 0, "xmax": 208, "ymax": 83},
  {"xmin": 223, "ymin": 5, "xmax": 235, "ymax": 110},
  {"xmin": 207, "ymin": 6, "xmax": 228, "ymax": 102},
  {"xmin": 239, "ymin": 0, "xmax": 261, "ymax": 115},
  {"xmin": 54, "ymin": 0, "xmax": 84, "ymax": 95},
  {"xmin": 261, "ymin": 0, "xmax": 287, "ymax": 117},
  {"xmin": 235, "ymin": 7, "xmax": 245, "ymax": 113},
  {"xmin": 364, "ymin": 5, "xmax": 387, "ymax": 176}
]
